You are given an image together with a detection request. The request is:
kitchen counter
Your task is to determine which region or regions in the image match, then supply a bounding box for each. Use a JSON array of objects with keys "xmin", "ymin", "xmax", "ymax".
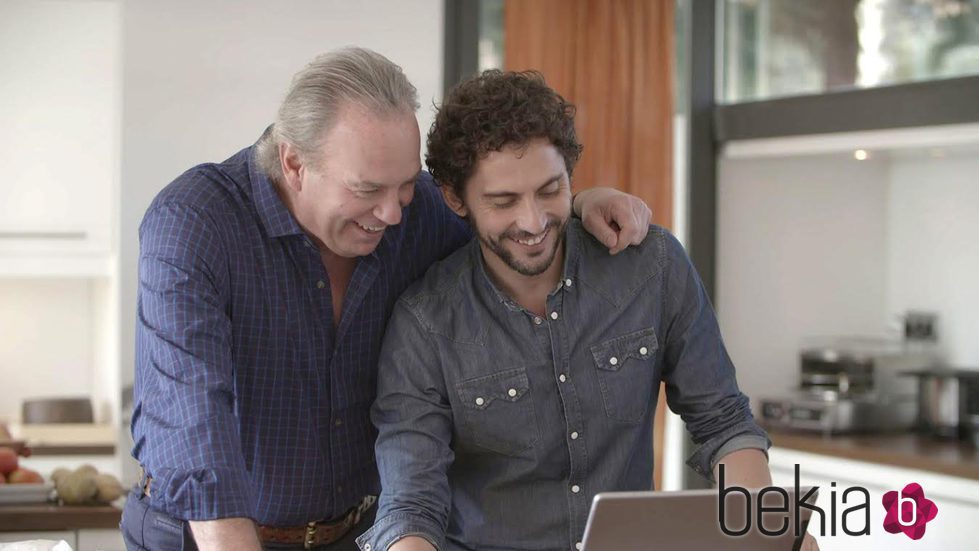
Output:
[
  {"xmin": 29, "ymin": 444, "xmax": 115, "ymax": 456},
  {"xmin": 0, "ymin": 503, "xmax": 121, "ymax": 532},
  {"xmin": 768, "ymin": 429, "xmax": 979, "ymax": 480}
]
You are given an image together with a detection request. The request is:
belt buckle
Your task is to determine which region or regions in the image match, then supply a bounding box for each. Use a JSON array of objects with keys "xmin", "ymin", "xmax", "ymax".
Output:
[{"xmin": 304, "ymin": 521, "xmax": 317, "ymax": 550}]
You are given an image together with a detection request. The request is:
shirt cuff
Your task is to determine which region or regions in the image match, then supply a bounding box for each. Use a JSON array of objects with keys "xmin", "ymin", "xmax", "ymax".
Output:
[
  {"xmin": 710, "ymin": 433, "xmax": 771, "ymax": 471},
  {"xmin": 150, "ymin": 466, "xmax": 256, "ymax": 521},
  {"xmin": 356, "ymin": 512, "xmax": 445, "ymax": 551},
  {"xmin": 685, "ymin": 421, "xmax": 771, "ymax": 484}
]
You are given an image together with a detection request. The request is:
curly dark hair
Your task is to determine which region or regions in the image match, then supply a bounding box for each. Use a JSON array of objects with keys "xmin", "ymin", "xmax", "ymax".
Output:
[{"xmin": 425, "ymin": 70, "xmax": 583, "ymax": 197}]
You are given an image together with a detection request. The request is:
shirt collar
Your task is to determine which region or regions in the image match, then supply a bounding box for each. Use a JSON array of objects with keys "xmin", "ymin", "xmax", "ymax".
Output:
[{"xmin": 248, "ymin": 131, "xmax": 305, "ymax": 239}]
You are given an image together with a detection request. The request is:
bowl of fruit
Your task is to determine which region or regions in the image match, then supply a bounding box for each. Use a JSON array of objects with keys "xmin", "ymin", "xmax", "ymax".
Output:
[{"xmin": 0, "ymin": 445, "xmax": 53, "ymax": 504}]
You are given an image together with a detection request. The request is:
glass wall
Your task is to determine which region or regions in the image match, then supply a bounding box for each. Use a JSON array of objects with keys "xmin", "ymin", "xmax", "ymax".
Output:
[{"xmin": 720, "ymin": 0, "xmax": 979, "ymax": 103}]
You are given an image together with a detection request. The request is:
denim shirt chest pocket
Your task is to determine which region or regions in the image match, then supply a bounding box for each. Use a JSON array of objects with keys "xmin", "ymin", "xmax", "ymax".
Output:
[
  {"xmin": 455, "ymin": 367, "xmax": 541, "ymax": 456},
  {"xmin": 590, "ymin": 327, "xmax": 659, "ymax": 424}
]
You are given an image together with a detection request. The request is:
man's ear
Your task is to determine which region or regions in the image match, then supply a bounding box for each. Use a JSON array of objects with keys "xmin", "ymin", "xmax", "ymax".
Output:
[
  {"xmin": 279, "ymin": 141, "xmax": 305, "ymax": 192},
  {"xmin": 440, "ymin": 183, "xmax": 469, "ymax": 218}
]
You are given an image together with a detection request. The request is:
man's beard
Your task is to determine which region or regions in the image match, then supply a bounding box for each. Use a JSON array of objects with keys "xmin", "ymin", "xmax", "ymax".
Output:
[{"xmin": 473, "ymin": 215, "xmax": 569, "ymax": 277}]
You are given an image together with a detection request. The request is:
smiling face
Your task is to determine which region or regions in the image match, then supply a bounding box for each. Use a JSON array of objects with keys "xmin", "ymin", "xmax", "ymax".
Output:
[
  {"xmin": 447, "ymin": 138, "xmax": 573, "ymax": 279},
  {"xmin": 280, "ymin": 103, "xmax": 421, "ymax": 258}
]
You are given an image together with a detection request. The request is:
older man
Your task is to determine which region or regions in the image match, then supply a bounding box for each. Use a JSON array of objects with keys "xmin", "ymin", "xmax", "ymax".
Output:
[
  {"xmin": 359, "ymin": 70, "xmax": 778, "ymax": 551},
  {"xmin": 122, "ymin": 48, "xmax": 651, "ymax": 551}
]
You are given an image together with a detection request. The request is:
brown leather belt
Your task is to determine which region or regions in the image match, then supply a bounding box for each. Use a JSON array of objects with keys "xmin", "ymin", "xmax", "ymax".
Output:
[
  {"xmin": 140, "ymin": 474, "xmax": 375, "ymax": 549},
  {"xmin": 257, "ymin": 495, "xmax": 376, "ymax": 549}
]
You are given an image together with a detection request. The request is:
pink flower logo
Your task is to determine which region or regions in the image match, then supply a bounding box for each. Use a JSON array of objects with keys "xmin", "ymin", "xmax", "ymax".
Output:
[{"xmin": 882, "ymin": 483, "xmax": 938, "ymax": 540}]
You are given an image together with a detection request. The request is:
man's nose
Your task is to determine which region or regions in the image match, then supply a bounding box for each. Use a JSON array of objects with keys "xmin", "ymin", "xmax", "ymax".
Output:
[
  {"xmin": 515, "ymin": 200, "xmax": 547, "ymax": 235},
  {"xmin": 374, "ymin": 192, "xmax": 403, "ymax": 226}
]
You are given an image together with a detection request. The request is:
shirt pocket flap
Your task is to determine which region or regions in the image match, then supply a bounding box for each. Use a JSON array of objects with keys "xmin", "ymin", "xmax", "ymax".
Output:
[
  {"xmin": 456, "ymin": 368, "xmax": 532, "ymax": 411},
  {"xmin": 590, "ymin": 327, "xmax": 659, "ymax": 372}
]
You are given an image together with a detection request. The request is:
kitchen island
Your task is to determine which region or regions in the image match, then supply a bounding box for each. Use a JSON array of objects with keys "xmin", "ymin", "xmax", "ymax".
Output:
[{"xmin": 767, "ymin": 429, "xmax": 979, "ymax": 550}]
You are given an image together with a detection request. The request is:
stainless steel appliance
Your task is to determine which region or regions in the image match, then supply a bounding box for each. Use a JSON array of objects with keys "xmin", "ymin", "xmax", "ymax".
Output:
[
  {"xmin": 901, "ymin": 369, "xmax": 979, "ymax": 439},
  {"xmin": 760, "ymin": 337, "xmax": 937, "ymax": 435}
]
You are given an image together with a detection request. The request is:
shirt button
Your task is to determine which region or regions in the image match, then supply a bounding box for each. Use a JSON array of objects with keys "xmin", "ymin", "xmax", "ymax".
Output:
[
  {"xmin": 550, "ymin": 312, "xmax": 559, "ymax": 320},
  {"xmin": 316, "ymin": 280, "xmax": 326, "ymax": 289},
  {"xmin": 533, "ymin": 316, "xmax": 543, "ymax": 325},
  {"xmin": 508, "ymin": 388, "xmax": 517, "ymax": 398},
  {"xmin": 364, "ymin": 545, "xmax": 372, "ymax": 551},
  {"xmin": 559, "ymin": 374, "xmax": 567, "ymax": 383},
  {"xmin": 609, "ymin": 356, "xmax": 618, "ymax": 366},
  {"xmin": 571, "ymin": 485, "xmax": 581, "ymax": 494},
  {"xmin": 575, "ymin": 542, "xmax": 582, "ymax": 550},
  {"xmin": 640, "ymin": 346, "xmax": 648, "ymax": 355},
  {"xmin": 565, "ymin": 278, "xmax": 573, "ymax": 287},
  {"xmin": 475, "ymin": 397, "xmax": 485, "ymax": 406},
  {"xmin": 571, "ymin": 431, "xmax": 579, "ymax": 440}
]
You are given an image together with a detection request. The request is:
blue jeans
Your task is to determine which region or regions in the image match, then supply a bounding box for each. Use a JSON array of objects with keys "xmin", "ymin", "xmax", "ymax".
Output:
[{"xmin": 121, "ymin": 489, "xmax": 376, "ymax": 551}]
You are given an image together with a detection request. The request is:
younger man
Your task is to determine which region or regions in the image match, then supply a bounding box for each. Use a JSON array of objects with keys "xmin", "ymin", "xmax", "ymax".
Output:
[{"xmin": 359, "ymin": 70, "xmax": 772, "ymax": 551}]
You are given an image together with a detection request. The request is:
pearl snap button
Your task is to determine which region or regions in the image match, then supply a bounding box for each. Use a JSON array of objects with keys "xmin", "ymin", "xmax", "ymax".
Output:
[
  {"xmin": 508, "ymin": 388, "xmax": 517, "ymax": 398},
  {"xmin": 640, "ymin": 346, "xmax": 648, "ymax": 355},
  {"xmin": 571, "ymin": 431, "xmax": 579, "ymax": 440},
  {"xmin": 550, "ymin": 312, "xmax": 559, "ymax": 320},
  {"xmin": 559, "ymin": 374, "xmax": 567, "ymax": 383},
  {"xmin": 534, "ymin": 317, "xmax": 543, "ymax": 325},
  {"xmin": 475, "ymin": 397, "xmax": 485, "ymax": 406},
  {"xmin": 609, "ymin": 356, "xmax": 618, "ymax": 366},
  {"xmin": 571, "ymin": 485, "xmax": 580, "ymax": 493}
]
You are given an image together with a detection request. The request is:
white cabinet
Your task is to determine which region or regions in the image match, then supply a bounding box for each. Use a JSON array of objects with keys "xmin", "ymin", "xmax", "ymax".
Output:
[
  {"xmin": 0, "ymin": 0, "xmax": 120, "ymax": 275},
  {"xmin": 76, "ymin": 528, "xmax": 125, "ymax": 551},
  {"xmin": 769, "ymin": 446, "xmax": 979, "ymax": 549},
  {"xmin": 0, "ymin": 531, "xmax": 76, "ymax": 549},
  {"xmin": 0, "ymin": 529, "xmax": 124, "ymax": 551}
]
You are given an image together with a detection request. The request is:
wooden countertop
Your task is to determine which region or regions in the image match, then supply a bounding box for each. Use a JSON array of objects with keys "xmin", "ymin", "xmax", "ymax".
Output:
[
  {"xmin": 29, "ymin": 444, "xmax": 115, "ymax": 456},
  {"xmin": 769, "ymin": 429, "xmax": 979, "ymax": 480},
  {"xmin": 0, "ymin": 503, "xmax": 121, "ymax": 531}
]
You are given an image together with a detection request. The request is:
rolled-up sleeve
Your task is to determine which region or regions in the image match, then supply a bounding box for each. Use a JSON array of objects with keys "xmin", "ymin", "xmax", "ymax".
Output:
[
  {"xmin": 133, "ymin": 201, "xmax": 255, "ymax": 520},
  {"xmin": 357, "ymin": 300, "xmax": 453, "ymax": 551},
  {"xmin": 659, "ymin": 233, "xmax": 770, "ymax": 482}
]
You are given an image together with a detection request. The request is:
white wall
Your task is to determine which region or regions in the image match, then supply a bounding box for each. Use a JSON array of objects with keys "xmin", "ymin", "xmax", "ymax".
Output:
[
  {"xmin": 717, "ymin": 145, "xmax": 979, "ymax": 405},
  {"xmin": 0, "ymin": 280, "xmax": 95, "ymax": 422},
  {"xmin": 717, "ymin": 153, "xmax": 892, "ymax": 401},
  {"xmin": 118, "ymin": 0, "xmax": 446, "ymax": 392},
  {"xmin": 887, "ymin": 151, "xmax": 979, "ymax": 366}
]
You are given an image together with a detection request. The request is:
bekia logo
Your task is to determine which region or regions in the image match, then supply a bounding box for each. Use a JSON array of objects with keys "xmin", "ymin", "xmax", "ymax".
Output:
[
  {"xmin": 718, "ymin": 465, "xmax": 939, "ymax": 541},
  {"xmin": 882, "ymin": 483, "xmax": 939, "ymax": 540}
]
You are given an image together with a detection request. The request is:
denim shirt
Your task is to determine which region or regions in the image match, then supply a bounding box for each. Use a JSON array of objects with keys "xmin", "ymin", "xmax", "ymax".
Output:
[{"xmin": 358, "ymin": 221, "xmax": 770, "ymax": 551}]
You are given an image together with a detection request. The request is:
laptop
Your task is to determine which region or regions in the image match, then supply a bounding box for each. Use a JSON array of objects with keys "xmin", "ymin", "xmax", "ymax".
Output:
[{"xmin": 581, "ymin": 487, "xmax": 818, "ymax": 551}]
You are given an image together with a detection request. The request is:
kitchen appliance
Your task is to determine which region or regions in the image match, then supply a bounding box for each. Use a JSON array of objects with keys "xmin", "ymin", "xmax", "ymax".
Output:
[
  {"xmin": 901, "ymin": 369, "xmax": 979, "ymax": 439},
  {"xmin": 760, "ymin": 337, "xmax": 937, "ymax": 435},
  {"xmin": 21, "ymin": 397, "xmax": 94, "ymax": 424}
]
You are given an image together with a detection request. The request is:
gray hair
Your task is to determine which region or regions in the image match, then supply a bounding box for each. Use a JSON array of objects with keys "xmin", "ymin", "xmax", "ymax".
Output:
[{"xmin": 256, "ymin": 47, "xmax": 419, "ymax": 182}]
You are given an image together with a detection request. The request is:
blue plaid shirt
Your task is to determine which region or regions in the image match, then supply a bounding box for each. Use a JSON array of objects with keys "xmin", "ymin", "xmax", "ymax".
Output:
[{"xmin": 131, "ymin": 140, "xmax": 471, "ymax": 525}]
